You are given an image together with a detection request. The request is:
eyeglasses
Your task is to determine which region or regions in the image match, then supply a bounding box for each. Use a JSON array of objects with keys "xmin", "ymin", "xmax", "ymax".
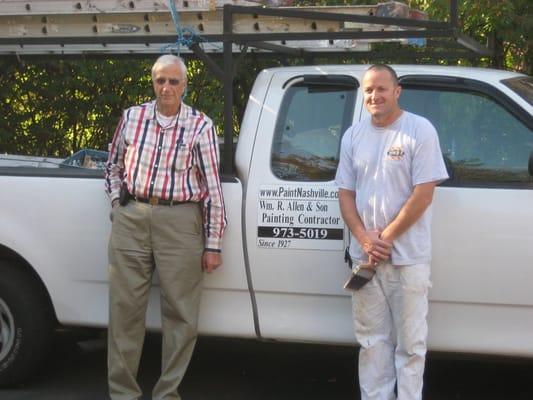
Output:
[{"xmin": 154, "ymin": 77, "xmax": 181, "ymax": 86}]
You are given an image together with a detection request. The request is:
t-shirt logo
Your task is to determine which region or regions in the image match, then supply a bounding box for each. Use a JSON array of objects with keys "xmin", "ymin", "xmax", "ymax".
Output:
[{"xmin": 387, "ymin": 146, "xmax": 405, "ymax": 161}]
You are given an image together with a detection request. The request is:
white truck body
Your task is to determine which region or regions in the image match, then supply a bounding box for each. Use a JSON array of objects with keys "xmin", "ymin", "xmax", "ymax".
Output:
[{"xmin": 1, "ymin": 65, "xmax": 532, "ymax": 385}]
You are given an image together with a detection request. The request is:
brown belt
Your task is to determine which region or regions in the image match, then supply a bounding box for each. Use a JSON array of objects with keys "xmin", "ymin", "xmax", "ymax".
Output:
[{"xmin": 132, "ymin": 195, "xmax": 190, "ymax": 206}]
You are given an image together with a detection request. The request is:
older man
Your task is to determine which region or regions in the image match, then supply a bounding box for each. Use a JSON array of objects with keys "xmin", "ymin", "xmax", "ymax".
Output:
[
  {"xmin": 105, "ymin": 54, "xmax": 226, "ymax": 400},
  {"xmin": 336, "ymin": 64, "xmax": 448, "ymax": 400}
]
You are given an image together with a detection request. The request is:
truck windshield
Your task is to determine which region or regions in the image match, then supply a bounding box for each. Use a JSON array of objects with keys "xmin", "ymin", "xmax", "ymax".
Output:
[{"xmin": 501, "ymin": 76, "xmax": 533, "ymax": 106}]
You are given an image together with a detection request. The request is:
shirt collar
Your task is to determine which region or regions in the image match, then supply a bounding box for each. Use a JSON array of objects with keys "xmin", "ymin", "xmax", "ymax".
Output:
[{"xmin": 146, "ymin": 100, "xmax": 191, "ymax": 126}]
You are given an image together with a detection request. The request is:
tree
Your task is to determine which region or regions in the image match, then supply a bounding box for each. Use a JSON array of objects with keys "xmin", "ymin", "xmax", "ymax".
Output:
[
  {"xmin": 0, "ymin": 59, "xmax": 152, "ymax": 156},
  {"xmin": 410, "ymin": 0, "xmax": 532, "ymax": 74},
  {"xmin": 0, "ymin": 1, "xmax": 530, "ymax": 158}
]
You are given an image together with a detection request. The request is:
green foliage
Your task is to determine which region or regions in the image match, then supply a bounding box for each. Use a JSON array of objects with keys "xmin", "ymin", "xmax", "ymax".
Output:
[
  {"xmin": 0, "ymin": 59, "xmax": 152, "ymax": 156},
  {"xmin": 0, "ymin": 1, "xmax": 530, "ymax": 158},
  {"xmin": 0, "ymin": 54, "xmax": 281, "ymax": 157},
  {"xmin": 299, "ymin": 0, "xmax": 532, "ymax": 73},
  {"xmin": 410, "ymin": 0, "xmax": 532, "ymax": 73},
  {"xmin": 186, "ymin": 58, "xmax": 227, "ymax": 134}
]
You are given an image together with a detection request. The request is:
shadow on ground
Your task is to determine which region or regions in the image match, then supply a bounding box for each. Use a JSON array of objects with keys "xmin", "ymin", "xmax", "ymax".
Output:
[{"xmin": 1, "ymin": 329, "xmax": 532, "ymax": 399}]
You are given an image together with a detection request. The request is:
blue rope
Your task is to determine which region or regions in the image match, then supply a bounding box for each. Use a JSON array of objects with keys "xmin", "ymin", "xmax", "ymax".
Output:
[
  {"xmin": 162, "ymin": 0, "xmax": 203, "ymax": 54},
  {"xmin": 168, "ymin": 0, "xmax": 181, "ymax": 32},
  {"xmin": 161, "ymin": 0, "xmax": 220, "ymax": 54}
]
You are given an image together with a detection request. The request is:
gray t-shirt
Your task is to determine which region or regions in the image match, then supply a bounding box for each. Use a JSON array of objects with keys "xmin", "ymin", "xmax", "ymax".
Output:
[{"xmin": 335, "ymin": 111, "xmax": 448, "ymax": 265}]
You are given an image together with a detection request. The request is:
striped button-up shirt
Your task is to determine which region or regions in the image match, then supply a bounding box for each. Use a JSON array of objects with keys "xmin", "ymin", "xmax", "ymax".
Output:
[{"xmin": 105, "ymin": 100, "xmax": 226, "ymax": 251}]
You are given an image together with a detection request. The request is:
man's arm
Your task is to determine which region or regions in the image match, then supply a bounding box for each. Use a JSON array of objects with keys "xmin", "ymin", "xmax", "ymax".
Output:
[
  {"xmin": 381, "ymin": 116, "xmax": 448, "ymax": 242},
  {"xmin": 380, "ymin": 181, "xmax": 438, "ymax": 243},
  {"xmin": 104, "ymin": 115, "xmax": 126, "ymax": 206},
  {"xmin": 197, "ymin": 118, "xmax": 227, "ymax": 272},
  {"xmin": 339, "ymin": 188, "xmax": 392, "ymax": 263}
]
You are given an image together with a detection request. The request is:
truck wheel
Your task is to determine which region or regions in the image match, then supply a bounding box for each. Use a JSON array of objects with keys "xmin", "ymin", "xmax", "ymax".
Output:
[{"xmin": 0, "ymin": 261, "xmax": 55, "ymax": 386}]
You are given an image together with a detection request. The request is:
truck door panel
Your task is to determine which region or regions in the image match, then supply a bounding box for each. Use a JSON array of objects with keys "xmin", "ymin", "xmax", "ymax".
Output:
[
  {"xmin": 399, "ymin": 75, "xmax": 533, "ymax": 355},
  {"xmin": 244, "ymin": 72, "xmax": 361, "ymax": 343}
]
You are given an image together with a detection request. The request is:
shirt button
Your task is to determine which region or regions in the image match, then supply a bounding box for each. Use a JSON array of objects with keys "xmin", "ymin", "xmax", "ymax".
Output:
[{"xmin": 158, "ymin": 146, "xmax": 162, "ymax": 150}]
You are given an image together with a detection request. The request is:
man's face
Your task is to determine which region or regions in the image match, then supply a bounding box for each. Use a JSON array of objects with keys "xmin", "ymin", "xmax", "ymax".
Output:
[
  {"xmin": 152, "ymin": 63, "xmax": 187, "ymax": 112},
  {"xmin": 362, "ymin": 68, "xmax": 401, "ymax": 121}
]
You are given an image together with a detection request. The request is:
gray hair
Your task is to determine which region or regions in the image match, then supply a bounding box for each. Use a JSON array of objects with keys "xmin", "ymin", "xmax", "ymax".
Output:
[{"xmin": 151, "ymin": 54, "xmax": 187, "ymax": 81}]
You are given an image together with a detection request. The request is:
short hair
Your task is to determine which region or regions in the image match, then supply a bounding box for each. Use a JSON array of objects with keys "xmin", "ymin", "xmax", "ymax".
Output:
[
  {"xmin": 365, "ymin": 64, "xmax": 399, "ymax": 86},
  {"xmin": 151, "ymin": 54, "xmax": 187, "ymax": 81}
]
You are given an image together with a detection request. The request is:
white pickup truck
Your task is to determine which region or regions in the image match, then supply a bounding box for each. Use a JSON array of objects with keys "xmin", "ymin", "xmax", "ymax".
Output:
[{"xmin": 1, "ymin": 64, "xmax": 532, "ymax": 385}]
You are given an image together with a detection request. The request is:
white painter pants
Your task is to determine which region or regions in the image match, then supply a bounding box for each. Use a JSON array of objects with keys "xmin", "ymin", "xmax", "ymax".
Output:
[{"xmin": 352, "ymin": 263, "xmax": 431, "ymax": 400}]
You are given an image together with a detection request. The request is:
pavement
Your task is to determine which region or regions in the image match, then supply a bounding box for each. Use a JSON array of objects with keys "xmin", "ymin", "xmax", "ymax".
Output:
[{"xmin": 1, "ymin": 329, "xmax": 532, "ymax": 399}]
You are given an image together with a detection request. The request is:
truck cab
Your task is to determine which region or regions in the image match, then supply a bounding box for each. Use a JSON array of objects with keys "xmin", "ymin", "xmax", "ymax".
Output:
[{"xmin": 235, "ymin": 65, "xmax": 533, "ymax": 353}]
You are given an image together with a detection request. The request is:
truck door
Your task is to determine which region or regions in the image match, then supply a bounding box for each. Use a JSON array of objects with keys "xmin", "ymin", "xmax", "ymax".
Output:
[
  {"xmin": 398, "ymin": 74, "xmax": 533, "ymax": 354},
  {"xmin": 244, "ymin": 72, "xmax": 361, "ymax": 343}
]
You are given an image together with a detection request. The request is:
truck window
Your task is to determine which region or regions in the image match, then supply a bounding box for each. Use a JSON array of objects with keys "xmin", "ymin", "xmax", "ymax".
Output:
[
  {"xmin": 400, "ymin": 87, "xmax": 533, "ymax": 187},
  {"xmin": 501, "ymin": 76, "xmax": 533, "ymax": 106},
  {"xmin": 271, "ymin": 80, "xmax": 356, "ymax": 182}
]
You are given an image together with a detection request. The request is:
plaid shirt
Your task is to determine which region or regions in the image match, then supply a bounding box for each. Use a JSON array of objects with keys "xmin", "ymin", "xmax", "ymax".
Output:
[{"xmin": 105, "ymin": 100, "xmax": 226, "ymax": 251}]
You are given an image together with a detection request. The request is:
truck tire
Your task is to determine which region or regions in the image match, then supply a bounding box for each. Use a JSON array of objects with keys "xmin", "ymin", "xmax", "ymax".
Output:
[{"xmin": 0, "ymin": 261, "xmax": 55, "ymax": 386}]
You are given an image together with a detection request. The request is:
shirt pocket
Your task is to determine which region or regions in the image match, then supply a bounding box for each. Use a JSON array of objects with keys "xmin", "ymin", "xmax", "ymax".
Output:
[
  {"xmin": 173, "ymin": 141, "xmax": 192, "ymax": 172},
  {"xmin": 383, "ymin": 145, "xmax": 411, "ymax": 176}
]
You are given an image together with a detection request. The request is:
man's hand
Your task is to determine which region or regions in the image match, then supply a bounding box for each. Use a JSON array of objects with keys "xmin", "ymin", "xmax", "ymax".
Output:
[
  {"xmin": 338, "ymin": 189, "xmax": 392, "ymax": 265},
  {"xmin": 202, "ymin": 251, "xmax": 222, "ymax": 273},
  {"xmin": 360, "ymin": 230, "xmax": 392, "ymax": 265}
]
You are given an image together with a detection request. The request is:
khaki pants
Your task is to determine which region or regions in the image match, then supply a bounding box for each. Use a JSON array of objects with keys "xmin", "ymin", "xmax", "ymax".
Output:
[{"xmin": 108, "ymin": 201, "xmax": 204, "ymax": 400}]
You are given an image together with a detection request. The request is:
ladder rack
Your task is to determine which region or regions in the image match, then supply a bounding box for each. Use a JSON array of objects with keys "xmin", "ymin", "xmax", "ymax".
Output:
[{"xmin": 0, "ymin": 0, "xmax": 435, "ymax": 55}]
